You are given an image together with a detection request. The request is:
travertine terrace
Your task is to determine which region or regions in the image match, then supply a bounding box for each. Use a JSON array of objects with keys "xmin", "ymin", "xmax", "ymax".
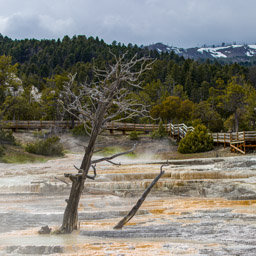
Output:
[{"xmin": 1, "ymin": 151, "xmax": 256, "ymax": 255}]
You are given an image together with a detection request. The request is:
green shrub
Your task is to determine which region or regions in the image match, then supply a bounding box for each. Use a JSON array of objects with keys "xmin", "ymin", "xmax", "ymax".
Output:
[
  {"xmin": 178, "ymin": 124, "xmax": 214, "ymax": 153},
  {"xmin": 72, "ymin": 124, "xmax": 88, "ymax": 137},
  {"xmin": 33, "ymin": 130, "xmax": 47, "ymax": 138},
  {"xmin": 129, "ymin": 131, "xmax": 139, "ymax": 140},
  {"xmin": 25, "ymin": 136, "xmax": 64, "ymax": 156},
  {"xmin": 0, "ymin": 145, "xmax": 5, "ymax": 157},
  {"xmin": 0, "ymin": 130, "xmax": 16, "ymax": 145},
  {"xmin": 151, "ymin": 120, "xmax": 168, "ymax": 139}
]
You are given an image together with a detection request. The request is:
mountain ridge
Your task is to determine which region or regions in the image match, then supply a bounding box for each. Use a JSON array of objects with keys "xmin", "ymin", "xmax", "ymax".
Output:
[{"xmin": 145, "ymin": 42, "xmax": 256, "ymax": 62}]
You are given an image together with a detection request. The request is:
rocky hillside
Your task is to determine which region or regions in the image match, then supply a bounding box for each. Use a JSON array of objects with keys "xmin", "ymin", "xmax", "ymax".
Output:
[{"xmin": 146, "ymin": 42, "xmax": 256, "ymax": 62}]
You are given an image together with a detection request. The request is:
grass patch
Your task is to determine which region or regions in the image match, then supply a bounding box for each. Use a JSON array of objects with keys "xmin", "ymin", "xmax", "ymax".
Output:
[
  {"xmin": 0, "ymin": 145, "xmax": 50, "ymax": 164},
  {"xmin": 63, "ymin": 149, "xmax": 73, "ymax": 154},
  {"xmin": 96, "ymin": 146, "xmax": 137, "ymax": 159}
]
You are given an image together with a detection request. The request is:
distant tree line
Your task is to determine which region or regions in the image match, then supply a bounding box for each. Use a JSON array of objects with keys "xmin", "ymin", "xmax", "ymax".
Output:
[{"xmin": 1, "ymin": 34, "xmax": 256, "ymax": 132}]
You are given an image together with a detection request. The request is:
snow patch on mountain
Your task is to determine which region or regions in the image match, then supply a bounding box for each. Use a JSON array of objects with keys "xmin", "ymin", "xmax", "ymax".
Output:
[
  {"xmin": 197, "ymin": 47, "xmax": 229, "ymax": 58},
  {"xmin": 246, "ymin": 51, "xmax": 253, "ymax": 57},
  {"xmin": 231, "ymin": 45, "xmax": 243, "ymax": 48},
  {"xmin": 248, "ymin": 45, "xmax": 256, "ymax": 50}
]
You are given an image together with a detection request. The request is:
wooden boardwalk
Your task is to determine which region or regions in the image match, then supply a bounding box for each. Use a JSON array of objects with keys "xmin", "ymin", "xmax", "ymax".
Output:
[
  {"xmin": 1, "ymin": 120, "xmax": 256, "ymax": 154},
  {"xmin": 211, "ymin": 131, "xmax": 256, "ymax": 154}
]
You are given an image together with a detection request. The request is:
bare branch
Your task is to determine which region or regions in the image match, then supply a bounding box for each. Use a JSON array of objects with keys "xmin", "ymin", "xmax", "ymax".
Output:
[
  {"xmin": 160, "ymin": 161, "xmax": 169, "ymax": 173},
  {"xmin": 91, "ymin": 143, "xmax": 136, "ymax": 164},
  {"xmin": 73, "ymin": 165, "xmax": 83, "ymax": 173},
  {"xmin": 55, "ymin": 177, "xmax": 69, "ymax": 185},
  {"xmin": 86, "ymin": 164, "xmax": 97, "ymax": 180},
  {"xmin": 61, "ymin": 53, "xmax": 154, "ymax": 135},
  {"xmin": 106, "ymin": 160, "xmax": 121, "ymax": 166},
  {"xmin": 74, "ymin": 164, "xmax": 97, "ymax": 180}
]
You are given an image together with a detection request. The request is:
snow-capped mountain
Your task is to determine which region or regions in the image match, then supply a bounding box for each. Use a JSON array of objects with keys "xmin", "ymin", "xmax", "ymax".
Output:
[{"xmin": 145, "ymin": 43, "xmax": 256, "ymax": 62}]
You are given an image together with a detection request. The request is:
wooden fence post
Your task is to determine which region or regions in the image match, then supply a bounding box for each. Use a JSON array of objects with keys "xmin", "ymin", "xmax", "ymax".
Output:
[{"xmin": 123, "ymin": 123, "xmax": 126, "ymax": 135}]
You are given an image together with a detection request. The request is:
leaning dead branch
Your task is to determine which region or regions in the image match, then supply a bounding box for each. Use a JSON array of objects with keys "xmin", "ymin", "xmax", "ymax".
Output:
[
  {"xmin": 113, "ymin": 162, "xmax": 169, "ymax": 230},
  {"xmin": 91, "ymin": 143, "xmax": 136, "ymax": 165},
  {"xmin": 54, "ymin": 177, "xmax": 69, "ymax": 185}
]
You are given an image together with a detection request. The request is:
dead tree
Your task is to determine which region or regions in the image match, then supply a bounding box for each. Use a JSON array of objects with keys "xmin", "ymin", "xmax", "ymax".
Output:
[
  {"xmin": 113, "ymin": 163, "xmax": 168, "ymax": 230},
  {"xmin": 57, "ymin": 53, "xmax": 153, "ymax": 233}
]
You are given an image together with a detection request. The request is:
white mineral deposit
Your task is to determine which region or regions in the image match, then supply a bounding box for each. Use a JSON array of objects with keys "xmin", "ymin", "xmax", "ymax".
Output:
[{"xmin": 1, "ymin": 145, "xmax": 256, "ymax": 255}]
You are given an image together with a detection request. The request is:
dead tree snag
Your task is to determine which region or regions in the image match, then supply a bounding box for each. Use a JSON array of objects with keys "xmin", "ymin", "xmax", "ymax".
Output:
[
  {"xmin": 56, "ymin": 52, "xmax": 153, "ymax": 234},
  {"xmin": 113, "ymin": 163, "xmax": 168, "ymax": 230}
]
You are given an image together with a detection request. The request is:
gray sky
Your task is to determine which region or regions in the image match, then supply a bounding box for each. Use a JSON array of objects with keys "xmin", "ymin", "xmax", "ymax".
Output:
[{"xmin": 0, "ymin": 0, "xmax": 255, "ymax": 48}]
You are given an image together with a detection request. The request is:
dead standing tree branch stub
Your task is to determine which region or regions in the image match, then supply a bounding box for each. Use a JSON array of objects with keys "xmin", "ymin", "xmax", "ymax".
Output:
[{"xmin": 113, "ymin": 162, "xmax": 169, "ymax": 230}]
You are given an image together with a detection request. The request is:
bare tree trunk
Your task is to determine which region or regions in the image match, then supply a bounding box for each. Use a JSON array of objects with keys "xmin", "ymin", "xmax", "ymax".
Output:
[
  {"xmin": 113, "ymin": 168, "xmax": 165, "ymax": 230},
  {"xmin": 58, "ymin": 104, "xmax": 107, "ymax": 233},
  {"xmin": 60, "ymin": 176, "xmax": 84, "ymax": 233}
]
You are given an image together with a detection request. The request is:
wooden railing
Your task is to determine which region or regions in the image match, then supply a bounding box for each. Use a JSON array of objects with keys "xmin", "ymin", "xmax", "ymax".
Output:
[
  {"xmin": 211, "ymin": 131, "xmax": 256, "ymax": 143},
  {"xmin": 105, "ymin": 122, "xmax": 159, "ymax": 132},
  {"xmin": 169, "ymin": 123, "xmax": 194, "ymax": 138},
  {"xmin": 0, "ymin": 120, "xmax": 84, "ymax": 130},
  {"xmin": 1, "ymin": 120, "xmax": 256, "ymax": 154},
  {"xmin": 0, "ymin": 120, "xmax": 254, "ymax": 140}
]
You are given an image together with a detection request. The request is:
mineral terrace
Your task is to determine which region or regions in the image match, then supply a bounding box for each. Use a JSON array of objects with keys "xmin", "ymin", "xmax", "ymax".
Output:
[{"xmin": 1, "ymin": 151, "xmax": 256, "ymax": 255}]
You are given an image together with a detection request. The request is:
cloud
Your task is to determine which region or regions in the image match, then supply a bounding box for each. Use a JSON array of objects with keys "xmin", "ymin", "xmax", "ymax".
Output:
[
  {"xmin": 0, "ymin": 0, "xmax": 255, "ymax": 47},
  {"xmin": 39, "ymin": 15, "xmax": 74, "ymax": 36},
  {"xmin": 1, "ymin": 13, "xmax": 54, "ymax": 39},
  {"xmin": 0, "ymin": 16, "xmax": 8, "ymax": 32}
]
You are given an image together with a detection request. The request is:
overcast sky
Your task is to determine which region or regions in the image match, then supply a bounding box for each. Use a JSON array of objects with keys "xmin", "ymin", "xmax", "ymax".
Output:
[{"xmin": 0, "ymin": 0, "xmax": 255, "ymax": 48}]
